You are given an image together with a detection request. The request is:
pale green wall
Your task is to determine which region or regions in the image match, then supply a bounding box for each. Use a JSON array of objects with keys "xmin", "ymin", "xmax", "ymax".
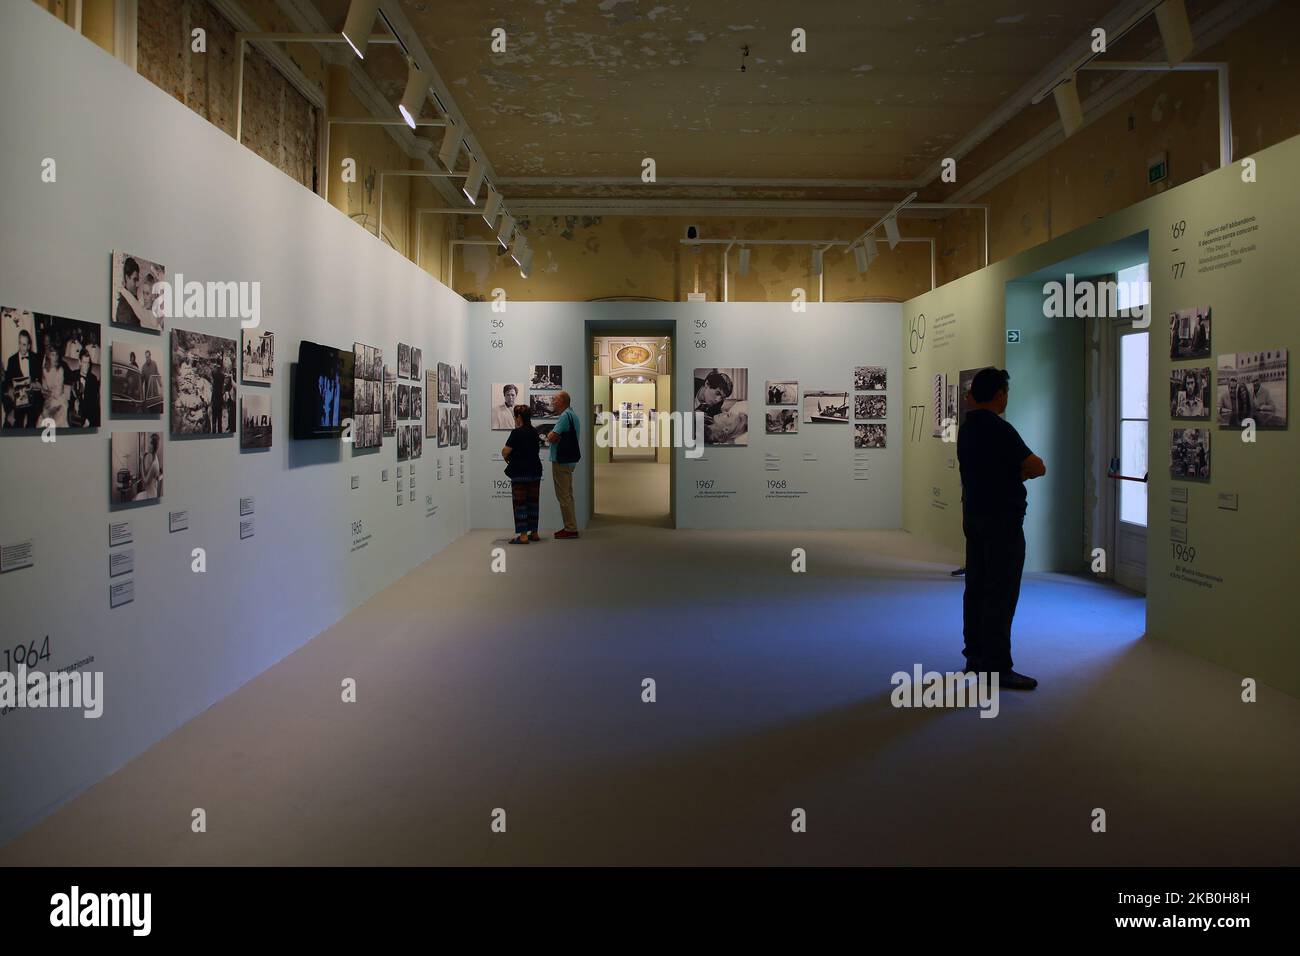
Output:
[
  {"xmin": 592, "ymin": 375, "xmax": 611, "ymax": 465},
  {"xmin": 903, "ymin": 134, "xmax": 1300, "ymax": 696}
]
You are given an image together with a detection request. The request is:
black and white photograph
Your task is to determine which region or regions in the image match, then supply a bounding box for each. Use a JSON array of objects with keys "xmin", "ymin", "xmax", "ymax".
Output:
[
  {"xmin": 111, "ymin": 251, "xmax": 167, "ymax": 332},
  {"xmin": 693, "ymin": 367, "xmax": 749, "ymax": 446},
  {"xmin": 2, "ymin": 307, "xmax": 102, "ymax": 430},
  {"xmin": 460, "ymin": 419, "xmax": 469, "ymax": 450},
  {"xmin": 1170, "ymin": 306, "xmax": 1211, "ymax": 360},
  {"xmin": 1170, "ymin": 367, "xmax": 1211, "ymax": 419},
  {"xmin": 803, "ymin": 389, "xmax": 849, "ymax": 424},
  {"xmin": 854, "ymin": 423, "xmax": 887, "ymax": 448},
  {"xmin": 932, "ymin": 372, "xmax": 945, "ymax": 437},
  {"xmin": 398, "ymin": 342, "xmax": 411, "ymax": 379},
  {"xmin": 241, "ymin": 392, "xmax": 272, "ymax": 449},
  {"xmin": 292, "ymin": 340, "xmax": 351, "ymax": 440},
  {"xmin": 1170, "ymin": 427, "xmax": 1210, "ymax": 480},
  {"xmin": 171, "ymin": 328, "xmax": 237, "ymax": 435},
  {"xmin": 491, "ymin": 383, "xmax": 522, "ymax": 430},
  {"xmin": 437, "ymin": 407, "xmax": 448, "ymax": 447},
  {"xmin": 409, "ymin": 422, "xmax": 423, "ymax": 460},
  {"xmin": 411, "ymin": 347, "xmax": 422, "ymax": 379},
  {"xmin": 437, "ymin": 362, "xmax": 452, "ymax": 403},
  {"xmin": 411, "ymin": 386, "xmax": 423, "ymax": 423},
  {"xmin": 425, "ymin": 369, "xmax": 437, "ymax": 438},
  {"xmin": 449, "ymin": 407, "xmax": 460, "ymax": 449},
  {"xmin": 854, "ymin": 365, "xmax": 887, "ymax": 391},
  {"xmin": 241, "ymin": 329, "xmax": 274, "ymax": 384},
  {"xmin": 383, "ymin": 366, "xmax": 396, "ymax": 437},
  {"xmin": 1217, "ymin": 350, "xmax": 1287, "ymax": 428},
  {"xmin": 855, "ymin": 394, "xmax": 887, "ymax": 419},
  {"xmin": 110, "ymin": 430, "xmax": 164, "ymax": 504},
  {"xmin": 110, "ymin": 341, "xmax": 162, "ymax": 416},
  {"xmin": 530, "ymin": 364, "xmax": 562, "ymax": 390},
  {"xmin": 945, "ymin": 382, "xmax": 958, "ymax": 427},
  {"xmin": 397, "ymin": 383, "xmax": 410, "ymax": 420},
  {"xmin": 531, "ymin": 393, "xmax": 561, "ymax": 420},
  {"xmin": 766, "ymin": 408, "xmax": 798, "ymax": 434},
  {"xmin": 460, "ymin": 391, "xmax": 467, "ymax": 419},
  {"xmin": 958, "ymin": 367, "xmax": 983, "ymax": 421},
  {"xmin": 351, "ymin": 342, "xmax": 382, "ymax": 449},
  {"xmin": 450, "ymin": 366, "xmax": 461, "ymax": 404},
  {"xmin": 397, "ymin": 422, "xmax": 411, "ymax": 462},
  {"xmin": 765, "ymin": 380, "xmax": 798, "ymax": 405}
]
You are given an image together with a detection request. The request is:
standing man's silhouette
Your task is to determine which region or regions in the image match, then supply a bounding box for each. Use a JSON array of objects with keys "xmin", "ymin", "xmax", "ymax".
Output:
[{"xmin": 957, "ymin": 368, "xmax": 1046, "ymax": 690}]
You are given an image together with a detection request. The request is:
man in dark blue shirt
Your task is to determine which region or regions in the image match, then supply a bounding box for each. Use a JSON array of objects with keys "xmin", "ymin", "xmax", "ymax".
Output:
[{"xmin": 957, "ymin": 368, "xmax": 1046, "ymax": 690}]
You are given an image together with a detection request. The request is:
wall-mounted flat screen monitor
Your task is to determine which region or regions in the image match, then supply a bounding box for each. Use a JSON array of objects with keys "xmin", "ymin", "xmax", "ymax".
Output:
[{"xmin": 293, "ymin": 339, "xmax": 353, "ymax": 440}]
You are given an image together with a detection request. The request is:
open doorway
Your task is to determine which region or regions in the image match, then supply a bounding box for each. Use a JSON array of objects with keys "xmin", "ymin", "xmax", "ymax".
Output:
[
  {"xmin": 591, "ymin": 333, "xmax": 672, "ymax": 525},
  {"xmin": 1004, "ymin": 232, "xmax": 1150, "ymax": 598}
]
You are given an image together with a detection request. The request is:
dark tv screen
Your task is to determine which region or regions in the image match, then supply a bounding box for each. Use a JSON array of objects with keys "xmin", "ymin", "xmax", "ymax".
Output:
[{"xmin": 293, "ymin": 340, "xmax": 354, "ymax": 440}]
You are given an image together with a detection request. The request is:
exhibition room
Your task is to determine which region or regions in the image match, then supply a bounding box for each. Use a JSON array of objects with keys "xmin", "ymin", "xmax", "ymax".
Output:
[{"xmin": 1, "ymin": 0, "xmax": 1298, "ymax": 918}]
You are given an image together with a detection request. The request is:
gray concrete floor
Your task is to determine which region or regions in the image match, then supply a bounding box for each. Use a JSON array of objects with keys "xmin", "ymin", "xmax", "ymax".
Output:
[{"xmin": 2, "ymin": 524, "xmax": 1297, "ymax": 866}]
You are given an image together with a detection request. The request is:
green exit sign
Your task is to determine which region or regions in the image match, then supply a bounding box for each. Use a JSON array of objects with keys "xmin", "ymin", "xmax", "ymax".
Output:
[
  {"xmin": 1148, "ymin": 151, "xmax": 1169, "ymax": 185},
  {"xmin": 1007, "ymin": 329, "xmax": 1021, "ymax": 344}
]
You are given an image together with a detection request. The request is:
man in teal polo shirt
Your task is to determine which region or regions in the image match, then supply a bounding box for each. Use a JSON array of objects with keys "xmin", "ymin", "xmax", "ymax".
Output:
[{"xmin": 545, "ymin": 390, "xmax": 581, "ymax": 538}]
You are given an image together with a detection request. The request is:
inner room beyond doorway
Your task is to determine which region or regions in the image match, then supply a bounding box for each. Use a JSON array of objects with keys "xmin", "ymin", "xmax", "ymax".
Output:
[{"xmin": 593, "ymin": 334, "xmax": 672, "ymax": 524}]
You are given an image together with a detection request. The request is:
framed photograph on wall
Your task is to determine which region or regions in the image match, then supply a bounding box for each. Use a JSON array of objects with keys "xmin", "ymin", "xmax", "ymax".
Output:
[
  {"xmin": 1170, "ymin": 428, "xmax": 1210, "ymax": 480},
  {"xmin": 854, "ymin": 366, "xmax": 886, "ymax": 391},
  {"xmin": 241, "ymin": 392, "xmax": 272, "ymax": 449},
  {"xmin": 398, "ymin": 343, "xmax": 411, "ymax": 379},
  {"xmin": 1169, "ymin": 306, "xmax": 1211, "ymax": 360},
  {"xmin": 766, "ymin": 409, "xmax": 798, "ymax": 434},
  {"xmin": 1216, "ymin": 350, "xmax": 1287, "ymax": 428},
  {"xmin": 855, "ymin": 394, "xmax": 886, "ymax": 420},
  {"xmin": 530, "ymin": 364, "xmax": 562, "ymax": 390},
  {"xmin": 766, "ymin": 380, "xmax": 798, "ymax": 405},
  {"xmin": 2, "ymin": 307, "xmax": 102, "ymax": 431},
  {"xmin": 111, "ymin": 251, "xmax": 167, "ymax": 332},
  {"xmin": 383, "ymin": 366, "xmax": 396, "ymax": 437},
  {"xmin": 491, "ymin": 383, "xmax": 523, "ymax": 430},
  {"xmin": 854, "ymin": 423, "xmax": 887, "ymax": 448},
  {"xmin": 170, "ymin": 328, "xmax": 237, "ymax": 435},
  {"xmin": 425, "ymin": 369, "xmax": 437, "ymax": 438},
  {"xmin": 242, "ymin": 329, "xmax": 274, "ymax": 384},
  {"xmin": 110, "ymin": 341, "xmax": 162, "ymax": 416},
  {"xmin": 803, "ymin": 389, "xmax": 848, "ymax": 424},
  {"xmin": 110, "ymin": 430, "xmax": 164, "ymax": 503},
  {"xmin": 1170, "ymin": 367, "xmax": 1211, "ymax": 419},
  {"xmin": 694, "ymin": 367, "xmax": 749, "ymax": 445}
]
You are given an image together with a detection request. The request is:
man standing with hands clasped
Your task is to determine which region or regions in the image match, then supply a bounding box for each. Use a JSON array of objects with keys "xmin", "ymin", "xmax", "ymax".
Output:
[
  {"xmin": 957, "ymin": 368, "xmax": 1046, "ymax": 690},
  {"xmin": 545, "ymin": 390, "xmax": 582, "ymax": 539}
]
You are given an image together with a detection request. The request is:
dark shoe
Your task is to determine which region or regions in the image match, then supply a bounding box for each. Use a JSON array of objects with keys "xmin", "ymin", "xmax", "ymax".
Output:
[
  {"xmin": 529, "ymin": 532, "xmax": 542, "ymax": 541},
  {"xmin": 553, "ymin": 530, "xmax": 579, "ymax": 539},
  {"xmin": 951, "ymin": 567, "xmax": 966, "ymax": 576},
  {"xmin": 998, "ymin": 670, "xmax": 1038, "ymax": 690},
  {"xmin": 508, "ymin": 536, "xmax": 529, "ymax": 545}
]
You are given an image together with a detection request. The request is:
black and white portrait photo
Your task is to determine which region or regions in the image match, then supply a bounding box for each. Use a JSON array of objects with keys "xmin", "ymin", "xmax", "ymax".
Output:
[
  {"xmin": 408, "ymin": 423, "xmax": 423, "ymax": 460},
  {"xmin": 171, "ymin": 329, "xmax": 237, "ymax": 435},
  {"xmin": 803, "ymin": 389, "xmax": 849, "ymax": 424},
  {"xmin": 1170, "ymin": 367, "xmax": 1211, "ymax": 419},
  {"xmin": 1170, "ymin": 428, "xmax": 1211, "ymax": 480},
  {"xmin": 111, "ymin": 251, "xmax": 167, "ymax": 332},
  {"xmin": 383, "ymin": 366, "xmax": 396, "ymax": 437},
  {"xmin": 241, "ymin": 392, "xmax": 272, "ymax": 449},
  {"xmin": 460, "ymin": 419, "xmax": 469, "ymax": 450},
  {"xmin": 437, "ymin": 362, "xmax": 452, "ymax": 403},
  {"xmin": 242, "ymin": 329, "xmax": 274, "ymax": 385},
  {"xmin": 397, "ymin": 422, "xmax": 411, "ymax": 462},
  {"xmin": 855, "ymin": 394, "xmax": 887, "ymax": 419},
  {"xmin": 397, "ymin": 383, "xmax": 410, "ymax": 420},
  {"xmin": 766, "ymin": 380, "xmax": 798, "ymax": 405},
  {"xmin": 110, "ymin": 341, "xmax": 163, "ymax": 416},
  {"xmin": 693, "ymin": 367, "xmax": 749, "ymax": 446},
  {"xmin": 351, "ymin": 342, "xmax": 382, "ymax": 449},
  {"xmin": 438, "ymin": 407, "xmax": 449, "ymax": 447},
  {"xmin": 398, "ymin": 342, "xmax": 411, "ymax": 379},
  {"xmin": 2, "ymin": 307, "xmax": 102, "ymax": 431},
  {"xmin": 491, "ymin": 383, "xmax": 523, "ymax": 430},
  {"xmin": 766, "ymin": 408, "xmax": 798, "ymax": 433},
  {"xmin": 854, "ymin": 366, "xmax": 887, "ymax": 391},
  {"xmin": 1217, "ymin": 350, "xmax": 1287, "ymax": 428},
  {"xmin": 411, "ymin": 348, "xmax": 422, "ymax": 379},
  {"xmin": 854, "ymin": 423, "xmax": 887, "ymax": 448},
  {"xmin": 111, "ymin": 430, "xmax": 164, "ymax": 503},
  {"xmin": 450, "ymin": 366, "xmax": 461, "ymax": 404},
  {"xmin": 1170, "ymin": 306, "xmax": 1211, "ymax": 360},
  {"xmin": 530, "ymin": 364, "xmax": 562, "ymax": 390},
  {"xmin": 411, "ymin": 386, "xmax": 423, "ymax": 422}
]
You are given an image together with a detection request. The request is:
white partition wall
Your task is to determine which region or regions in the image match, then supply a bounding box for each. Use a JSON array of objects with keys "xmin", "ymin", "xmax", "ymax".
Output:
[
  {"xmin": 0, "ymin": 2, "xmax": 471, "ymax": 843},
  {"xmin": 469, "ymin": 302, "xmax": 902, "ymax": 531}
]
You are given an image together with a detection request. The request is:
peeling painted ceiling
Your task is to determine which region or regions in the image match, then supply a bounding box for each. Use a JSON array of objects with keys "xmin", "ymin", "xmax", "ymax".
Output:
[{"xmin": 316, "ymin": 0, "xmax": 1232, "ymax": 199}]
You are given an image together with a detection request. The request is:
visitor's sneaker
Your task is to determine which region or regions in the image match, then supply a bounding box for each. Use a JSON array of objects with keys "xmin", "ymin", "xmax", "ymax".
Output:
[
  {"xmin": 553, "ymin": 530, "xmax": 580, "ymax": 539},
  {"xmin": 998, "ymin": 671, "xmax": 1038, "ymax": 690}
]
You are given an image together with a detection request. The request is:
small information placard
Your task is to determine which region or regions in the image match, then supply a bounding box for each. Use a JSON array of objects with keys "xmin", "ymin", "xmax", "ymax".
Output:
[
  {"xmin": 109, "ymin": 548, "xmax": 135, "ymax": 578},
  {"xmin": 1170, "ymin": 486, "xmax": 1189, "ymax": 503},
  {"xmin": 168, "ymin": 510, "xmax": 189, "ymax": 533},
  {"xmin": 239, "ymin": 518, "xmax": 254, "ymax": 540},
  {"xmin": 1170, "ymin": 504, "xmax": 1188, "ymax": 524},
  {"xmin": 382, "ymin": 469, "xmax": 389, "ymax": 482},
  {"xmin": 110, "ymin": 579, "xmax": 134, "ymax": 609},
  {"xmin": 351, "ymin": 475, "xmax": 359, "ymax": 490},
  {"xmin": 0, "ymin": 539, "xmax": 35, "ymax": 574},
  {"xmin": 239, "ymin": 497, "xmax": 255, "ymax": 516},
  {"xmin": 1217, "ymin": 493, "xmax": 1239, "ymax": 511},
  {"xmin": 1170, "ymin": 525, "xmax": 1189, "ymax": 543},
  {"xmin": 109, "ymin": 521, "xmax": 132, "ymax": 548}
]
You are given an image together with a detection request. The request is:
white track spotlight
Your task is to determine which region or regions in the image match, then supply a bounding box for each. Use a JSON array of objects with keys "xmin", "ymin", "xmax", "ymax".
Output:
[
  {"xmin": 397, "ymin": 60, "xmax": 428, "ymax": 128},
  {"xmin": 518, "ymin": 245, "xmax": 534, "ymax": 278},
  {"xmin": 866, "ymin": 235, "xmax": 879, "ymax": 266},
  {"xmin": 811, "ymin": 246, "xmax": 824, "ymax": 276},
  {"xmin": 1053, "ymin": 74, "xmax": 1084, "ymax": 138},
  {"xmin": 738, "ymin": 245, "xmax": 751, "ymax": 276},
  {"xmin": 496, "ymin": 212, "xmax": 515, "ymax": 249},
  {"xmin": 462, "ymin": 157, "xmax": 485, "ymax": 204},
  {"xmin": 883, "ymin": 216, "xmax": 901, "ymax": 250},
  {"xmin": 438, "ymin": 123, "xmax": 464, "ymax": 171},
  {"xmin": 853, "ymin": 243, "xmax": 869, "ymax": 274},
  {"xmin": 341, "ymin": 0, "xmax": 381, "ymax": 59},
  {"xmin": 482, "ymin": 187, "xmax": 503, "ymax": 228}
]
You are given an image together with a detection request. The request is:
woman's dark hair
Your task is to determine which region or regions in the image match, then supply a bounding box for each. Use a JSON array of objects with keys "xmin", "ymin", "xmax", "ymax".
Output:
[{"xmin": 513, "ymin": 403, "xmax": 532, "ymax": 426}]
